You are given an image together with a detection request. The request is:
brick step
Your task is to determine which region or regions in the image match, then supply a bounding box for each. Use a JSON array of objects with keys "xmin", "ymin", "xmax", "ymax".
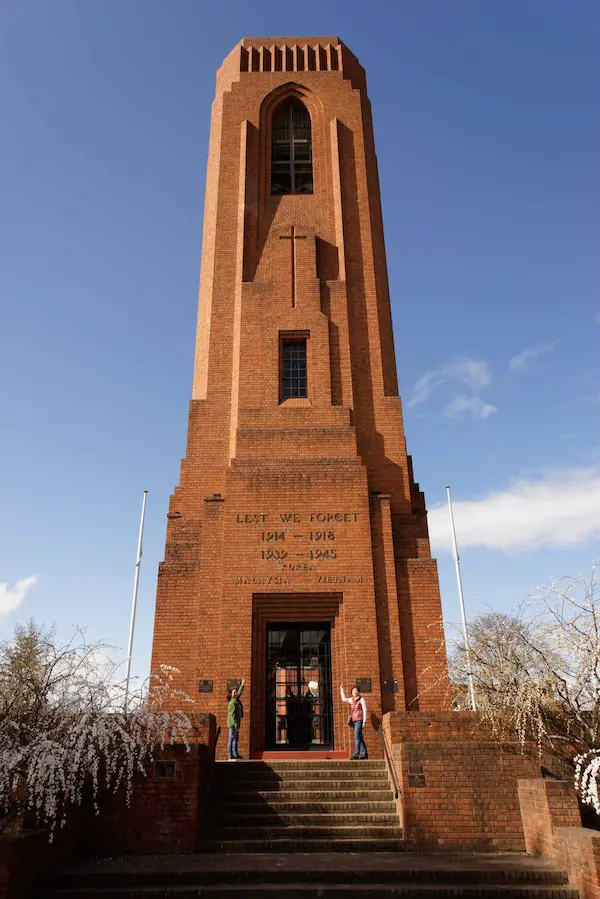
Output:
[
  {"xmin": 32, "ymin": 887, "xmax": 579, "ymax": 899},
  {"xmin": 216, "ymin": 778, "xmax": 388, "ymax": 791},
  {"xmin": 213, "ymin": 825, "xmax": 403, "ymax": 839},
  {"xmin": 198, "ymin": 837, "xmax": 408, "ymax": 852},
  {"xmin": 213, "ymin": 789, "xmax": 393, "ymax": 802},
  {"xmin": 206, "ymin": 812, "xmax": 399, "ymax": 827},
  {"xmin": 219, "ymin": 800, "xmax": 397, "ymax": 813}
]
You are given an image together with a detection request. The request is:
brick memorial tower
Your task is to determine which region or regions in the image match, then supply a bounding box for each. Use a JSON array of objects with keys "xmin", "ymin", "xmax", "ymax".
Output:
[{"xmin": 151, "ymin": 37, "xmax": 450, "ymax": 759}]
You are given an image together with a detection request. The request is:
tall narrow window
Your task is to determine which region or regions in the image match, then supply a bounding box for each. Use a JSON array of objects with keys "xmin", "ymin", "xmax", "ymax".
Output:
[
  {"xmin": 281, "ymin": 339, "xmax": 308, "ymax": 399},
  {"xmin": 271, "ymin": 100, "xmax": 313, "ymax": 195}
]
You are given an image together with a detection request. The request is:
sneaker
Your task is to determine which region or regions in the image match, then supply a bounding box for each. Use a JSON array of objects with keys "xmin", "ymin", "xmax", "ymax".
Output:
[
  {"xmin": 235, "ymin": 755, "xmax": 244, "ymax": 760},
  {"xmin": 227, "ymin": 757, "xmax": 236, "ymax": 762}
]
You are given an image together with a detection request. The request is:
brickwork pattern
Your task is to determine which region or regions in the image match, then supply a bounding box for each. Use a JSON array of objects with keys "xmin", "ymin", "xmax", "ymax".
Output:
[
  {"xmin": 0, "ymin": 716, "xmax": 217, "ymax": 898},
  {"xmin": 151, "ymin": 36, "xmax": 450, "ymax": 758},
  {"xmin": 385, "ymin": 712, "xmax": 540, "ymax": 851},
  {"xmin": 519, "ymin": 778, "xmax": 600, "ymax": 899},
  {"xmin": 81, "ymin": 714, "xmax": 216, "ymax": 855}
]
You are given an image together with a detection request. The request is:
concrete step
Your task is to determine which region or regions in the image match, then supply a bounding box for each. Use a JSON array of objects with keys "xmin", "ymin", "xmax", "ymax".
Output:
[
  {"xmin": 217, "ymin": 761, "xmax": 386, "ymax": 771},
  {"xmin": 34, "ymin": 857, "xmax": 572, "ymax": 892},
  {"xmin": 207, "ymin": 812, "xmax": 400, "ymax": 827},
  {"xmin": 214, "ymin": 825, "xmax": 404, "ymax": 839},
  {"xmin": 217, "ymin": 768, "xmax": 385, "ymax": 782},
  {"xmin": 213, "ymin": 789, "xmax": 394, "ymax": 802},
  {"xmin": 33, "ymin": 887, "xmax": 579, "ymax": 898},
  {"xmin": 33, "ymin": 853, "xmax": 576, "ymax": 896},
  {"xmin": 203, "ymin": 759, "xmax": 402, "ymax": 858},
  {"xmin": 216, "ymin": 778, "xmax": 389, "ymax": 791},
  {"xmin": 219, "ymin": 800, "xmax": 398, "ymax": 813},
  {"xmin": 199, "ymin": 837, "xmax": 408, "ymax": 852}
]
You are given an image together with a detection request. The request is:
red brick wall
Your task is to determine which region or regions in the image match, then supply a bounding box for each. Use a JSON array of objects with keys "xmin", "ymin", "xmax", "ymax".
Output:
[
  {"xmin": 0, "ymin": 714, "xmax": 217, "ymax": 898},
  {"xmin": 82, "ymin": 714, "xmax": 217, "ymax": 854},
  {"xmin": 518, "ymin": 778, "xmax": 600, "ymax": 899},
  {"xmin": 151, "ymin": 36, "xmax": 451, "ymax": 758},
  {"xmin": 385, "ymin": 711, "xmax": 540, "ymax": 850}
]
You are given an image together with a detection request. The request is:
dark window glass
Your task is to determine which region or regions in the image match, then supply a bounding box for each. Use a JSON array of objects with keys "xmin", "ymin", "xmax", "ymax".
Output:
[
  {"xmin": 282, "ymin": 340, "xmax": 308, "ymax": 399},
  {"xmin": 271, "ymin": 101, "xmax": 313, "ymax": 195}
]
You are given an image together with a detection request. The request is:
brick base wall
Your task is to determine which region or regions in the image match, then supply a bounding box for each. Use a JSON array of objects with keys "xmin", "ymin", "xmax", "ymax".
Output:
[
  {"xmin": 82, "ymin": 714, "xmax": 217, "ymax": 855},
  {"xmin": 0, "ymin": 715, "xmax": 217, "ymax": 898},
  {"xmin": 384, "ymin": 711, "xmax": 540, "ymax": 851},
  {"xmin": 518, "ymin": 778, "xmax": 600, "ymax": 899},
  {"xmin": 0, "ymin": 832, "xmax": 56, "ymax": 899}
]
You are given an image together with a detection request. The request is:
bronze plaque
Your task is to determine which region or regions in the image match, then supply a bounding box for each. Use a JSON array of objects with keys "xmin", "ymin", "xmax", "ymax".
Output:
[
  {"xmin": 198, "ymin": 680, "xmax": 214, "ymax": 693},
  {"xmin": 355, "ymin": 678, "xmax": 372, "ymax": 693},
  {"xmin": 408, "ymin": 774, "xmax": 426, "ymax": 788}
]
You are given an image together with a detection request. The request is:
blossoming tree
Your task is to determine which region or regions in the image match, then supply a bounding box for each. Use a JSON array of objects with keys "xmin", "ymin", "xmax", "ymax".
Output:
[
  {"xmin": 450, "ymin": 564, "xmax": 599, "ymax": 816},
  {"xmin": 0, "ymin": 620, "xmax": 193, "ymax": 838}
]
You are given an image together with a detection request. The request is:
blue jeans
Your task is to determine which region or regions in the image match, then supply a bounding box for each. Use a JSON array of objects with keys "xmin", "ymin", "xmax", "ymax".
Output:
[
  {"xmin": 353, "ymin": 720, "xmax": 368, "ymax": 759},
  {"xmin": 228, "ymin": 725, "xmax": 240, "ymax": 759}
]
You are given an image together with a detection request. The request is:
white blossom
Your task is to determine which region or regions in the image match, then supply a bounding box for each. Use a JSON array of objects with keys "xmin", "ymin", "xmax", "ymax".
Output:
[
  {"xmin": 0, "ymin": 621, "xmax": 193, "ymax": 839},
  {"xmin": 575, "ymin": 750, "xmax": 600, "ymax": 814},
  {"xmin": 449, "ymin": 563, "xmax": 599, "ymax": 812}
]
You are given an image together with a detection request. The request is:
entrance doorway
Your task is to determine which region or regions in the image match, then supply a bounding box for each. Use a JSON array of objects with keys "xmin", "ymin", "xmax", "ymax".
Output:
[{"xmin": 266, "ymin": 623, "xmax": 333, "ymax": 750}]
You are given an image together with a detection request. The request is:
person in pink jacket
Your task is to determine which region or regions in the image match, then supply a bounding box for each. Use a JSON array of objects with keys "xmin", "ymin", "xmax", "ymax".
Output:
[{"xmin": 340, "ymin": 684, "xmax": 368, "ymax": 760}]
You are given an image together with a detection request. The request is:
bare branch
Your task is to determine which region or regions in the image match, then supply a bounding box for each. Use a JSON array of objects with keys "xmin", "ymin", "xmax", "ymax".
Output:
[
  {"xmin": 0, "ymin": 620, "xmax": 194, "ymax": 839},
  {"xmin": 447, "ymin": 562, "xmax": 600, "ymax": 812}
]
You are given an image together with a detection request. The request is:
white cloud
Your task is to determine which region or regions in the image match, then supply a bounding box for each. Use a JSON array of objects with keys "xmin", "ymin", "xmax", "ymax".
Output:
[
  {"xmin": 0, "ymin": 575, "xmax": 37, "ymax": 617},
  {"xmin": 509, "ymin": 340, "xmax": 557, "ymax": 372},
  {"xmin": 408, "ymin": 357, "xmax": 496, "ymax": 419},
  {"xmin": 429, "ymin": 466, "xmax": 600, "ymax": 553},
  {"xmin": 445, "ymin": 395, "xmax": 498, "ymax": 419}
]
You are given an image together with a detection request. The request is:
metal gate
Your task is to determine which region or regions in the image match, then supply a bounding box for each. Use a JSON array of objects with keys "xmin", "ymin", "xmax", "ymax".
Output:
[{"xmin": 266, "ymin": 623, "xmax": 333, "ymax": 750}]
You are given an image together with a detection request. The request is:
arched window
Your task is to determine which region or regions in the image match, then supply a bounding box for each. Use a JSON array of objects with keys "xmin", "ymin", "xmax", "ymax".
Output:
[{"xmin": 271, "ymin": 100, "xmax": 313, "ymax": 195}]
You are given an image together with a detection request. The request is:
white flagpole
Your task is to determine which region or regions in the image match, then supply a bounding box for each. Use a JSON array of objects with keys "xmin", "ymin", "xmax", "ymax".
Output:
[
  {"xmin": 445, "ymin": 485, "xmax": 477, "ymax": 712},
  {"xmin": 124, "ymin": 490, "xmax": 148, "ymax": 711}
]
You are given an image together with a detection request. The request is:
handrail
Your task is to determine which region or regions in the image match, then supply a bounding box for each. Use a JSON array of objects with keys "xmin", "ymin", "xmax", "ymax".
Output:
[
  {"xmin": 378, "ymin": 724, "xmax": 400, "ymax": 799},
  {"xmin": 200, "ymin": 724, "xmax": 221, "ymax": 808},
  {"xmin": 211, "ymin": 725, "xmax": 221, "ymax": 779}
]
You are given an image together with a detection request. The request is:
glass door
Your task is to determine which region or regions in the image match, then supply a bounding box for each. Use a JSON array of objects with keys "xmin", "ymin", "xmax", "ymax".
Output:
[{"xmin": 266, "ymin": 623, "xmax": 333, "ymax": 750}]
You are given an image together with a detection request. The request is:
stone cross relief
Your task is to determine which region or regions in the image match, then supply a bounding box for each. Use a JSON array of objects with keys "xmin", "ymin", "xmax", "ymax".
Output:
[{"xmin": 279, "ymin": 225, "xmax": 307, "ymax": 308}]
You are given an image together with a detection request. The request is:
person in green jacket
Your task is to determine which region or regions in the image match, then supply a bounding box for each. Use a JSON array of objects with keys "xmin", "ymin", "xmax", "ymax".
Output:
[{"xmin": 227, "ymin": 677, "xmax": 245, "ymax": 760}]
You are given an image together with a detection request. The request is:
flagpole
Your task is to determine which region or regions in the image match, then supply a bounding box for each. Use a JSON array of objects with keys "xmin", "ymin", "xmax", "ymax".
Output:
[
  {"xmin": 445, "ymin": 485, "xmax": 477, "ymax": 712},
  {"xmin": 124, "ymin": 490, "xmax": 148, "ymax": 711}
]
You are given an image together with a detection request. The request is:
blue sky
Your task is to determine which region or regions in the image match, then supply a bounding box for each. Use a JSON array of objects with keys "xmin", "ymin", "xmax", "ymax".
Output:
[{"xmin": 1, "ymin": 0, "xmax": 599, "ymax": 681}]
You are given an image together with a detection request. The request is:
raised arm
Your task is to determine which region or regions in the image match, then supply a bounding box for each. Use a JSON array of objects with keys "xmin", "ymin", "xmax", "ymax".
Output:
[
  {"xmin": 340, "ymin": 685, "xmax": 351, "ymax": 703},
  {"xmin": 237, "ymin": 677, "xmax": 245, "ymax": 699}
]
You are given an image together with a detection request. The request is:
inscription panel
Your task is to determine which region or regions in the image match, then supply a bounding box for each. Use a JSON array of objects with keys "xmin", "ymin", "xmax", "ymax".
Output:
[{"xmin": 233, "ymin": 510, "xmax": 360, "ymax": 573}]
